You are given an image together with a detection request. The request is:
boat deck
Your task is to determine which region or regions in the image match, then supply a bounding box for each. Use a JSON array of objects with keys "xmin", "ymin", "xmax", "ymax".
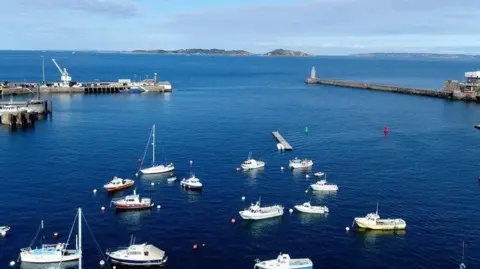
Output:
[{"xmin": 272, "ymin": 131, "xmax": 293, "ymax": 150}]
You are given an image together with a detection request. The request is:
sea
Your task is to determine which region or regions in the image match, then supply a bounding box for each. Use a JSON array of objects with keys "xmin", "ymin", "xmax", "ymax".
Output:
[{"xmin": 0, "ymin": 51, "xmax": 479, "ymax": 269}]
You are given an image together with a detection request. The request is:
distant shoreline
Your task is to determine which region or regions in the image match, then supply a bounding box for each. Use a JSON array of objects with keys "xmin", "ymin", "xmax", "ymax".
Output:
[{"xmin": 127, "ymin": 48, "xmax": 313, "ymax": 57}]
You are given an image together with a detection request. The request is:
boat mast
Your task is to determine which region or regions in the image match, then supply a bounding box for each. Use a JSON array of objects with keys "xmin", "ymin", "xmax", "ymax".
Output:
[
  {"xmin": 152, "ymin": 124, "xmax": 156, "ymax": 166},
  {"xmin": 40, "ymin": 220, "xmax": 44, "ymax": 246},
  {"xmin": 376, "ymin": 202, "xmax": 379, "ymax": 216},
  {"xmin": 78, "ymin": 208, "xmax": 82, "ymax": 269}
]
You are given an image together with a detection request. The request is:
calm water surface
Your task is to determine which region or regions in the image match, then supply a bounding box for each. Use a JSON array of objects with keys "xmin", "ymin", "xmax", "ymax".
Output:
[{"xmin": 0, "ymin": 52, "xmax": 479, "ymax": 268}]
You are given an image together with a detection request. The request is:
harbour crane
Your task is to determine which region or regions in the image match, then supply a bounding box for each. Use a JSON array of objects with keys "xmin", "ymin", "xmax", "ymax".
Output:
[{"xmin": 51, "ymin": 59, "xmax": 72, "ymax": 87}]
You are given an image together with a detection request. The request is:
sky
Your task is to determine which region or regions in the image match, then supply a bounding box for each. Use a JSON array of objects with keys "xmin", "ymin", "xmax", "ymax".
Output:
[{"xmin": 1, "ymin": 0, "xmax": 480, "ymax": 55}]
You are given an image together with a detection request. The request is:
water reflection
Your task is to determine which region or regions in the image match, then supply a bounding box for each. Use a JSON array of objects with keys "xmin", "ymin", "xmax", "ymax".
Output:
[
  {"xmin": 356, "ymin": 228, "xmax": 406, "ymax": 245},
  {"xmin": 242, "ymin": 168, "xmax": 264, "ymax": 180},
  {"xmin": 140, "ymin": 172, "xmax": 174, "ymax": 182},
  {"xmin": 20, "ymin": 261, "xmax": 78, "ymax": 269},
  {"xmin": 115, "ymin": 210, "xmax": 152, "ymax": 227},
  {"xmin": 312, "ymin": 190, "xmax": 337, "ymax": 199},
  {"xmin": 291, "ymin": 167, "xmax": 312, "ymax": 180},
  {"xmin": 180, "ymin": 187, "xmax": 203, "ymax": 203},
  {"xmin": 296, "ymin": 212, "xmax": 328, "ymax": 224},
  {"xmin": 241, "ymin": 217, "xmax": 283, "ymax": 238}
]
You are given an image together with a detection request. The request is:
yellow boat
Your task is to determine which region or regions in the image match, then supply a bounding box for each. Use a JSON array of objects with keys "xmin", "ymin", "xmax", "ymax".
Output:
[{"xmin": 353, "ymin": 203, "xmax": 406, "ymax": 230}]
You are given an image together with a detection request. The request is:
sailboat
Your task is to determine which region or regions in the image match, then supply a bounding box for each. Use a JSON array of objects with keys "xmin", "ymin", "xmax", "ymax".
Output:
[
  {"xmin": 20, "ymin": 209, "xmax": 82, "ymax": 264},
  {"xmin": 139, "ymin": 124, "xmax": 175, "ymax": 174}
]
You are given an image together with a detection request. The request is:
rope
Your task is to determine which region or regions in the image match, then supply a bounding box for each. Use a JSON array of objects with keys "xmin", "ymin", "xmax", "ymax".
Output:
[
  {"xmin": 137, "ymin": 128, "xmax": 153, "ymax": 174},
  {"xmin": 28, "ymin": 222, "xmax": 42, "ymax": 248},
  {"xmin": 82, "ymin": 214, "xmax": 111, "ymax": 269},
  {"xmin": 58, "ymin": 212, "xmax": 78, "ymax": 266}
]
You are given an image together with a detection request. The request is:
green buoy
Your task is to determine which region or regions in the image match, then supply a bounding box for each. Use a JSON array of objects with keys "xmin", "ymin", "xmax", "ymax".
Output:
[{"xmin": 305, "ymin": 126, "xmax": 309, "ymax": 134}]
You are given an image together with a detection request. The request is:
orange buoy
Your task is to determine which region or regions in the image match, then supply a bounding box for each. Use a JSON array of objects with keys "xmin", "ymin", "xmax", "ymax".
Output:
[
  {"xmin": 384, "ymin": 126, "xmax": 389, "ymax": 136},
  {"xmin": 231, "ymin": 218, "xmax": 236, "ymax": 224},
  {"xmin": 193, "ymin": 244, "xmax": 198, "ymax": 250}
]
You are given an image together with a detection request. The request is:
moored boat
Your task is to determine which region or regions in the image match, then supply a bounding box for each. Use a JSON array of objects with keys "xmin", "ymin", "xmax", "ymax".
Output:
[
  {"xmin": 103, "ymin": 176, "xmax": 135, "ymax": 192},
  {"xmin": 112, "ymin": 190, "xmax": 154, "ymax": 210},
  {"xmin": 180, "ymin": 174, "xmax": 203, "ymax": 190},
  {"xmin": 294, "ymin": 202, "xmax": 329, "ymax": 214},
  {"xmin": 241, "ymin": 152, "xmax": 265, "ymax": 170},
  {"xmin": 139, "ymin": 124, "xmax": 175, "ymax": 175},
  {"xmin": 353, "ymin": 203, "xmax": 406, "ymax": 230},
  {"xmin": 106, "ymin": 236, "xmax": 167, "ymax": 266},
  {"xmin": 254, "ymin": 253, "xmax": 313, "ymax": 269},
  {"xmin": 288, "ymin": 157, "xmax": 313, "ymax": 169},
  {"xmin": 239, "ymin": 198, "xmax": 284, "ymax": 220},
  {"xmin": 310, "ymin": 180, "xmax": 338, "ymax": 191},
  {"xmin": 20, "ymin": 209, "xmax": 82, "ymax": 264},
  {"xmin": 0, "ymin": 225, "xmax": 10, "ymax": 235}
]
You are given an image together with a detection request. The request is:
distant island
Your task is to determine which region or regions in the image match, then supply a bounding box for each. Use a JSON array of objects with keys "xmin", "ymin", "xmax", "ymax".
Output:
[
  {"xmin": 263, "ymin": 49, "xmax": 311, "ymax": 57},
  {"xmin": 351, "ymin": 52, "xmax": 480, "ymax": 59},
  {"xmin": 129, "ymin": 48, "xmax": 312, "ymax": 57},
  {"xmin": 131, "ymin": 49, "xmax": 252, "ymax": 56}
]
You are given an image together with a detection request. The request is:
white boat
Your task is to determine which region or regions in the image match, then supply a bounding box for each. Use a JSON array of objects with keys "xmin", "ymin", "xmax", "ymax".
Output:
[
  {"xmin": 103, "ymin": 176, "xmax": 135, "ymax": 192},
  {"xmin": 180, "ymin": 174, "xmax": 203, "ymax": 190},
  {"xmin": 140, "ymin": 124, "xmax": 175, "ymax": 175},
  {"xmin": 288, "ymin": 157, "xmax": 313, "ymax": 169},
  {"xmin": 353, "ymin": 203, "xmax": 406, "ymax": 230},
  {"xmin": 254, "ymin": 253, "xmax": 313, "ymax": 269},
  {"xmin": 106, "ymin": 236, "xmax": 167, "ymax": 266},
  {"xmin": 112, "ymin": 189, "xmax": 154, "ymax": 210},
  {"xmin": 0, "ymin": 105, "xmax": 28, "ymax": 116},
  {"xmin": 241, "ymin": 152, "xmax": 265, "ymax": 170},
  {"xmin": 0, "ymin": 225, "xmax": 10, "ymax": 235},
  {"xmin": 167, "ymin": 176, "xmax": 177, "ymax": 182},
  {"xmin": 310, "ymin": 180, "xmax": 338, "ymax": 191},
  {"xmin": 314, "ymin": 172, "xmax": 324, "ymax": 177},
  {"xmin": 20, "ymin": 209, "xmax": 82, "ymax": 264},
  {"xmin": 294, "ymin": 202, "xmax": 329, "ymax": 214},
  {"xmin": 239, "ymin": 198, "xmax": 284, "ymax": 220}
]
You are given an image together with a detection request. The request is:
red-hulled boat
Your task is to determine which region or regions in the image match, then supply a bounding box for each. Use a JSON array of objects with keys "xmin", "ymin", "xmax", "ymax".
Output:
[
  {"xmin": 112, "ymin": 190, "xmax": 153, "ymax": 210},
  {"xmin": 103, "ymin": 176, "xmax": 135, "ymax": 192}
]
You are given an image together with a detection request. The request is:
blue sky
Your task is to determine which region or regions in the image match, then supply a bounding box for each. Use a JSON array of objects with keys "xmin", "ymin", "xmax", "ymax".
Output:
[{"xmin": 1, "ymin": 0, "xmax": 480, "ymax": 55}]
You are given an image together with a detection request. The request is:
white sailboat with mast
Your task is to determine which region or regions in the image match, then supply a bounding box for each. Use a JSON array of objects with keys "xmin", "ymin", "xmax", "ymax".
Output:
[{"xmin": 139, "ymin": 124, "xmax": 175, "ymax": 175}]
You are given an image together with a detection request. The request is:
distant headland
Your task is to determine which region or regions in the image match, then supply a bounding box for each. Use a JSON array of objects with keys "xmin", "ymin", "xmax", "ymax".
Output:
[
  {"xmin": 350, "ymin": 52, "xmax": 480, "ymax": 59},
  {"xmin": 128, "ymin": 48, "xmax": 312, "ymax": 57}
]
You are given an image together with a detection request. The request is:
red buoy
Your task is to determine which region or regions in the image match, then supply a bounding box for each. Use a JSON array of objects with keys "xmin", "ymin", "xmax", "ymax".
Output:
[{"xmin": 384, "ymin": 126, "xmax": 389, "ymax": 136}]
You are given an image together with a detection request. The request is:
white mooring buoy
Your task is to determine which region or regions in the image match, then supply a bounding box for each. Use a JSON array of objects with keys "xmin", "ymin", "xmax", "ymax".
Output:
[
  {"xmin": 101, "ymin": 206, "xmax": 105, "ymax": 211},
  {"xmin": 9, "ymin": 261, "xmax": 15, "ymax": 267},
  {"xmin": 93, "ymin": 188, "xmax": 97, "ymax": 194},
  {"xmin": 241, "ymin": 196, "xmax": 246, "ymax": 201},
  {"xmin": 345, "ymin": 227, "xmax": 350, "ymax": 231},
  {"xmin": 157, "ymin": 205, "xmax": 161, "ymax": 209},
  {"xmin": 289, "ymin": 208, "xmax": 293, "ymax": 214},
  {"xmin": 151, "ymin": 182, "xmax": 155, "ymax": 187},
  {"xmin": 280, "ymin": 166, "xmax": 284, "ymax": 171},
  {"xmin": 190, "ymin": 160, "xmax": 193, "ymax": 165},
  {"xmin": 100, "ymin": 260, "xmax": 105, "ymax": 266}
]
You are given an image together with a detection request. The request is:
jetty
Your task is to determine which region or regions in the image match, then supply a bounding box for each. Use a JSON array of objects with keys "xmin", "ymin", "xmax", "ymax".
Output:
[
  {"xmin": 272, "ymin": 131, "xmax": 293, "ymax": 150},
  {"xmin": 0, "ymin": 99, "xmax": 52, "ymax": 128},
  {"xmin": 304, "ymin": 67, "xmax": 480, "ymax": 102}
]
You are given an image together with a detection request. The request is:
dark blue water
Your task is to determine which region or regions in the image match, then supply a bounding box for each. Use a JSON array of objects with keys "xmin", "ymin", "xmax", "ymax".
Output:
[{"xmin": 1, "ymin": 51, "xmax": 480, "ymax": 268}]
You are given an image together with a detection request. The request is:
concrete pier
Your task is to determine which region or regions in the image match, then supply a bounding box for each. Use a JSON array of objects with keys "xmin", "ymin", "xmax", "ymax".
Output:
[
  {"xmin": 0, "ymin": 111, "xmax": 36, "ymax": 128},
  {"xmin": 272, "ymin": 131, "xmax": 293, "ymax": 150}
]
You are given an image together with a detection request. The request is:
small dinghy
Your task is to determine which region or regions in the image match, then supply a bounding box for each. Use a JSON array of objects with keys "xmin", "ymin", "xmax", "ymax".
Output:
[
  {"xmin": 353, "ymin": 203, "xmax": 406, "ymax": 230},
  {"xmin": 103, "ymin": 176, "xmax": 135, "ymax": 192},
  {"xmin": 112, "ymin": 190, "xmax": 154, "ymax": 210},
  {"xmin": 294, "ymin": 202, "xmax": 329, "ymax": 214},
  {"xmin": 0, "ymin": 226, "xmax": 10, "ymax": 236},
  {"xmin": 106, "ymin": 236, "xmax": 167, "ymax": 266},
  {"xmin": 241, "ymin": 152, "xmax": 265, "ymax": 170},
  {"xmin": 167, "ymin": 176, "xmax": 177, "ymax": 183},
  {"xmin": 180, "ymin": 174, "xmax": 203, "ymax": 190},
  {"xmin": 239, "ymin": 198, "xmax": 284, "ymax": 220},
  {"xmin": 254, "ymin": 253, "xmax": 313, "ymax": 269},
  {"xmin": 289, "ymin": 157, "xmax": 313, "ymax": 169},
  {"xmin": 314, "ymin": 172, "xmax": 324, "ymax": 177}
]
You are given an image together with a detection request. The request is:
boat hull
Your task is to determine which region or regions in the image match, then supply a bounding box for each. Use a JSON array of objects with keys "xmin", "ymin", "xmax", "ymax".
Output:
[
  {"xmin": 115, "ymin": 204, "xmax": 153, "ymax": 211},
  {"xmin": 294, "ymin": 205, "xmax": 327, "ymax": 214},
  {"xmin": 20, "ymin": 251, "xmax": 80, "ymax": 264},
  {"xmin": 109, "ymin": 256, "xmax": 167, "ymax": 266},
  {"xmin": 310, "ymin": 185, "xmax": 338, "ymax": 191},
  {"xmin": 255, "ymin": 258, "xmax": 313, "ymax": 269},
  {"xmin": 180, "ymin": 183, "xmax": 203, "ymax": 190},
  {"xmin": 141, "ymin": 165, "xmax": 175, "ymax": 175},
  {"xmin": 104, "ymin": 181, "xmax": 135, "ymax": 192},
  {"xmin": 239, "ymin": 210, "xmax": 283, "ymax": 220},
  {"xmin": 241, "ymin": 163, "xmax": 265, "ymax": 170},
  {"xmin": 354, "ymin": 218, "xmax": 407, "ymax": 230}
]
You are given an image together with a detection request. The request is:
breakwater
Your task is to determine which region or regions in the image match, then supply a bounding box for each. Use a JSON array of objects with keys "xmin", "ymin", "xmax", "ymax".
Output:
[{"xmin": 306, "ymin": 77, "xmax": 452, "ymax": 99}]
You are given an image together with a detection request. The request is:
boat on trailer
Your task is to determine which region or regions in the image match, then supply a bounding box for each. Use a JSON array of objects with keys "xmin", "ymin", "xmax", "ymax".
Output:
[
  {"xmin": 139, "ymin": 124, "xmax": 175, "ymax": 175},
  {"xmin": 254, "ymin": 253, "xmax": 313, "ymax": 269}
]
